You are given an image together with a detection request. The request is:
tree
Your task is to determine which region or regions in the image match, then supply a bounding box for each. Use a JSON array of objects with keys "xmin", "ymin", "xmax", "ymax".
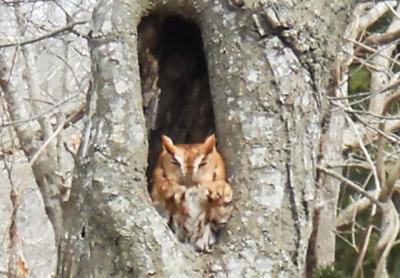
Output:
[
  {"xmin": 325, "ymin": 2, "xmax": 400, "ymax": 277},
  {"xmin": 10, "ymin": 0, "xmax": 399, "ymax": 277}
]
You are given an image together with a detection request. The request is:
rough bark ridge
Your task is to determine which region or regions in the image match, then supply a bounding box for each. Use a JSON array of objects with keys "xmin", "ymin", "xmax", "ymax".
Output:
[
  {"xmin": 58, "ymin": 1, "xmax": 199, "ymax": 276},
  {"xmin": 57, "ymin": 0, "xmax": 352, "ymax": 276}
]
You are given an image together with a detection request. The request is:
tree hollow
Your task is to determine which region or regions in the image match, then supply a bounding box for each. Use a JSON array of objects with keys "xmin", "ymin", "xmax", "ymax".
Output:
[{"xmin": 137, "ymin": 14, "xmax": 216, "ymax": 182}]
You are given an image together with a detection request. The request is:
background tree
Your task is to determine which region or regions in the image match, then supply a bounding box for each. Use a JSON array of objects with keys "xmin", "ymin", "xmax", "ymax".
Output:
[{"xmin": 327, "ymin": 2, "xmax": 400, "ymax": 277}]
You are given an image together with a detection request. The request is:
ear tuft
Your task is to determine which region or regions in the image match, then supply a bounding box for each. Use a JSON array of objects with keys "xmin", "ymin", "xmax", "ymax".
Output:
[
  {"xmin": 203, "ymin": 134, "xmax": 216, "ymax": 155},
  {"xmin": 162, "ymin": 135, "xmax": 177, "ymax": 154}
]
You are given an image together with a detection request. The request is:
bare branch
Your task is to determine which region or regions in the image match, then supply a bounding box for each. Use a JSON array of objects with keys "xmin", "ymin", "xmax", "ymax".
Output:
[
  {"xmin": 0, "ymin": 92, "xmax": 81, "ymax": 128},
  {"xmin": 344, "ymin": 107, "xmax": 400, "ymax": 121},
  {"xmin": 337, "ymin": 197, "xmax": 373, "ymax": 228},
  {"xmin": 374, "ymin": 201, "xmax": 400, "ymax": 278},
  {"xmin": 346, "ymin": 114, "xmax": 381, "ymax": 191},
  {"xmin": 383, "ymin": 90, "xmax": 400, "ymax": 114},
  {"xmin": 352, "ymin": 224, "xmax": 374, "ymax": 278},
  {"xmin": 343, "ymin": 111, "xmax": 400, "ymax": 149},
  {"xmin": 347, "ymin": 76, "xmax": 400, "ymax": 108},
  {"xmin": 335, "ymin": 1, "xmax": 396, "ymax": 95},
  {"xmin": 0, "ymin": 20, "xmax": 88, "ymax": 48},
  {"xmin": 346, "ymin": 37, "xmax": 400, "ymax": 68},
  {"xmin": 358, "ymin": 2, "xmax": 397, "ymax": 29},
  {"xmin": 28, "ymin": 123, "xmax": 64, "ymax": 167},
  {"xmin": 29, "ymin": 109, "xmax": 83, "ymax": 167},
  {"xmin": 376, "ymin": 88, "xmax": 400, "ymax": 202},
  {"xmin": 0, "ymin": 56, "xmax": 37, "ymax": 158},
  {"xmin": 376, "ymin": 119, "xmax": 387, "ymax": 197},
  {"xmin": 380, "ymin": 158, "xmax": 400, "ymax": 202},
  {"xmin": 1, "ymin": 0, "xmax": 53, "ymax": 6},
  {"xmin": 335, "ymin": 2, "xmax": 400, "ymax": 276},
  {"xmin": 317, "ymin": 166, "xmax": 381, "ymax": 206},
  {"xmin": 365, "ymin": 27, "xmax": 400, "ymax": 45},
  {"xmin": 385, "ymin": 0, "xmax": 400, "ymax": 20}
]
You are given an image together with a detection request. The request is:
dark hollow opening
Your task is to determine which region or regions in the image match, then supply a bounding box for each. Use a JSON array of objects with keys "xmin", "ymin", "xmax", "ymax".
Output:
[{"xmin": 137, "ymin": 15, "xmax": 216, "ymax": 183}]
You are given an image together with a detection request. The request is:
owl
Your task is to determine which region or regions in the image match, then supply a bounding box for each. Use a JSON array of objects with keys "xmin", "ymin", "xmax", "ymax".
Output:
[{"xmin": 150, "ymin": 134, "xmax": 233, "ymax": 251}]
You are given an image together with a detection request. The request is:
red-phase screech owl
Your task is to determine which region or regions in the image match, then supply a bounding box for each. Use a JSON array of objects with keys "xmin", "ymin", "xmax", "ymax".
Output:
[{"xmin": 150, "ymin": 134, "xmax": 233, "ymax": 251}]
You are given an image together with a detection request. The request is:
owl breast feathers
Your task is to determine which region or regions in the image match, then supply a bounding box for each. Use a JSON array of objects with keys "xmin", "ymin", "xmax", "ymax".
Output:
[{"xmin": 150, "ymin": 134, "xmax": 233, "ymax": 251}]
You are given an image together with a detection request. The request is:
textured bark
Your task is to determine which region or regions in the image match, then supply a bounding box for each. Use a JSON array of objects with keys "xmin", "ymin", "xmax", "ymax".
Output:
[
  {"xmin": 310, "ymin": 107, "xmax": 345, "ymax": 270},
  {"xmin": 58, "ymin": 1, "xmax": 200, "ymax": 276},
  {"xmin": 57, "ymin": 0, "xmax": 352, "ymax": 276},
  {"xmin": 308, "ymin": 1, "xmax": 353, "ymax": 271}
]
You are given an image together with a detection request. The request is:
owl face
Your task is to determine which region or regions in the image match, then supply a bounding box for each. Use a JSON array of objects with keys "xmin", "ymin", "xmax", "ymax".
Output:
[{"xmin": 161, "ymin": 134, "xmax": 216, "ymax": 186}]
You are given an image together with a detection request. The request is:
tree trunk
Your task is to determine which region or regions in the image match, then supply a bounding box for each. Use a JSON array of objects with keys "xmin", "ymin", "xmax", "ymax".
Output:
[{"xmin": 57, "ymin": 0, "xmax": 352, "ymax": 276}]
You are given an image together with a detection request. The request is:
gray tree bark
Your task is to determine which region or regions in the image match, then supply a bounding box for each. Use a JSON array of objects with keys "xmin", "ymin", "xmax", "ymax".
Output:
[{"xmin": 57, "ymin": 0, "xmax": 352, "ymax": 276}]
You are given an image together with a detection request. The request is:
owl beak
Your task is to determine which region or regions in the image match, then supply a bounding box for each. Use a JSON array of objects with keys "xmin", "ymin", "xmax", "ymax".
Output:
[{"xmin": 184, "ymin": 169, "xmax": 195, "ymax": 186}]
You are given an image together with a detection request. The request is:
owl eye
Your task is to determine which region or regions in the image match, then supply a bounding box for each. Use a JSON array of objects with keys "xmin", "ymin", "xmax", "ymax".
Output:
[
  {"xmin": 171, "ymin": 159, "xmax": 180, "ymax": 166},
  {"xmin": 199, "ymin": 161, "xmax": 207, "ymax": 167}
]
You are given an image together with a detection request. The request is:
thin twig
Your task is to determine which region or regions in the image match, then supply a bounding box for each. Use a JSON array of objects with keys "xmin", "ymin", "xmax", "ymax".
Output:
[
  {"xmin": 344, "ymin": 107, "xmax": 400, "ymax": 121},
  {"xmin": 317, "ymin": 166, "xmax": 381, "ymax": 206},
  {"xmin": 380, "ymin": 157, "xmax": 400, "ymax": 202},
  {"xmin": 347, "ymin": 76, "xmax": 400, "ymax": 107},
  {"xmin": 385, "ymin": 1, "xmax": 400, "ymax": 20},
  {"xmin": 0, "ymin": 93, "xmax": 81, "ymax": 128},
  {"xmin": 353, "ymin": 224, "xmax": 374, "ymax": 278},
  {"xmin": 336, "ymin": 197, "xmax": 372, "ymax": 228},
  {"xmin": 346, "ymin": 114, "xmax": 382, "ymax": 191},
  {"xmin": 346, "ymin": 37, "xmax": 400, "ymax": 68},
  {"xmin": 374, "ymin": 201, "xmax": 400, "ymax": 278},
  {"xmin": 365, "ymin": 27, "xmax": 400, "ymax": 45},
  {"xmin": 0, "ymin": 20, "xmax": 88, "ymax": 48},
  {"xmin": 28, "ymin": 109, "xmax": 78, "ymax": 167}
]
